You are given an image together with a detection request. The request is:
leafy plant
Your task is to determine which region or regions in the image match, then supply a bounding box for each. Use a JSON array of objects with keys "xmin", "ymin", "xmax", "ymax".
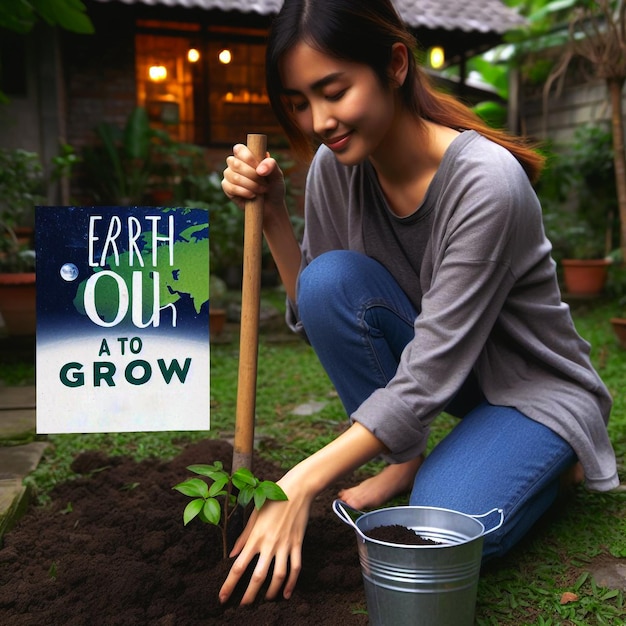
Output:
[
  {"xmin": 81, "ymin": 107, "xmax": 206, "ymax": 206},
  {"xmin": 0, "ymin": 0, "xmax": 94, "ymax": 34},
  {"xmin": 538, "ymin": 125, "xmax": 617, "ymax": 260},
  {"xmin": 82, "ymin": 107, "xmax": 155, "ymax": 205},
  {"xmin": 0, "ymin": 148, "xmax": 44, "ymax": 272},
  {"xmin": 173, "ymin": 461, "xmax": 287, "ymax": 559},
  {"xmin": 0, "ymin": 143, "xmax": 82, "ymax": 272}
]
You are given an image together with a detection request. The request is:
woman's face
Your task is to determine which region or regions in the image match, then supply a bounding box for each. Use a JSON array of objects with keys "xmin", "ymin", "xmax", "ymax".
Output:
[{"xmin": 280, "ymin": 42, "xmax": 401, "ymax": 165}]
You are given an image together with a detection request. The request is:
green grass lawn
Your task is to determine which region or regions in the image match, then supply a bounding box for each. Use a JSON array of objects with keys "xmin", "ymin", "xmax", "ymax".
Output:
[{"xmin": 2, "ymin": 294, "xmax": 625, "ymax": 625}]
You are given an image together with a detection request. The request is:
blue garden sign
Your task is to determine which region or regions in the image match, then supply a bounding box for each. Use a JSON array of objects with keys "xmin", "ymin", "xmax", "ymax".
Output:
[{"xmin": 35, "ymin": 206, "xmax": 210, "ymax": 433}]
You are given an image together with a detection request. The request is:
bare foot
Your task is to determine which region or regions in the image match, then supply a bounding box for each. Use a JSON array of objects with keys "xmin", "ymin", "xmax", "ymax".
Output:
[
  {"xmin": 338, "ymin": 455, "xmax": 424, "ymax": 510},
  {"xmin": 559, "ymin": 461, "xmax": 584, "ymax": 493}
]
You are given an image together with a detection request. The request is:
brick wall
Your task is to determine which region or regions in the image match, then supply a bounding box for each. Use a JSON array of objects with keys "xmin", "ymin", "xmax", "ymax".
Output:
[{"xmin": 63, "ymin": 14, "xmax": 137, "ymax": 152}]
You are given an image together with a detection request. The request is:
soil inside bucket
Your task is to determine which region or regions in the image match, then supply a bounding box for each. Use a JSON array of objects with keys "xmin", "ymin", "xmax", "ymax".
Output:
[
  {"xmin": 0, "ymin": 439, "xmax": 369, "ymax": 625},
  {"xmin": 365, "ymin": 525, "xmax": 443, "ymax": 546}
]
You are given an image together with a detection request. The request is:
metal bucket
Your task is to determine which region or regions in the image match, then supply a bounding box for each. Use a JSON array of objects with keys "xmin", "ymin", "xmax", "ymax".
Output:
[{"xmin": 333, "ymin": 500, "xmax": 504, "ymax": 626}]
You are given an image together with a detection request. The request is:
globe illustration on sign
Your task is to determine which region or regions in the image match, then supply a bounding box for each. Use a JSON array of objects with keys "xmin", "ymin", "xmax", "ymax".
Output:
[
  {"xmin": 72, "ymin": 220, "xmax": 209, "ymax": 327},
  {"xmin": 60, "ymin": 263, "xmax": 79, "ymax": 282}
]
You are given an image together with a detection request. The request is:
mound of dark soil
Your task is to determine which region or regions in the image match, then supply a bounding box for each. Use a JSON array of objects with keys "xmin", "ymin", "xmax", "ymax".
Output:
[{"xmin": 0, "ymin": 439, "xmax": 369, "ymax": 625}]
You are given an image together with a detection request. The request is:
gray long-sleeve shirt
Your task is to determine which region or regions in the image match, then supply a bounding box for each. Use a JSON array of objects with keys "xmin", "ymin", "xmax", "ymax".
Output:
[{"xmin": 287, "ymin": 130, "xmax": 618, "ymax": 491}]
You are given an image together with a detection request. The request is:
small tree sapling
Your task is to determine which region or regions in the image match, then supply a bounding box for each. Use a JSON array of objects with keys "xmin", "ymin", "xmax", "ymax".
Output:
[{"xmin": 173, "ymin": 462, "xmax": 287, "ymax": 559}]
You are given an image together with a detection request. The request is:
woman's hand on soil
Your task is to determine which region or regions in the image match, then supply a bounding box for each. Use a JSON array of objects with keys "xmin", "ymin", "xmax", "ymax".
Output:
[
  {"xmin": 218, "ymin": 474, "xmax": 312, "ymax": 605},
  {"xmin": 222, "ymin": 143, "xmax": 286, "ymax": 214}
]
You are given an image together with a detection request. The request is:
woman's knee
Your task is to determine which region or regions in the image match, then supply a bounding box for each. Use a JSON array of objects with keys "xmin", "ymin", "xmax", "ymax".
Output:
[{"xmin": 298, "ymin": 250, "xmax": 371, "ymax": 322}]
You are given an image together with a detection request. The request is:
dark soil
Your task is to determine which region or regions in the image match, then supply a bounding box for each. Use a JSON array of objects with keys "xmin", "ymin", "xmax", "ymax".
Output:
[
  {"xmin": 366, "ymin": 524, "xmax": 442, "ymax": 546},
  {"xmin": 0, "ymin": 439, "xmax": 369, "ymax": 625}
]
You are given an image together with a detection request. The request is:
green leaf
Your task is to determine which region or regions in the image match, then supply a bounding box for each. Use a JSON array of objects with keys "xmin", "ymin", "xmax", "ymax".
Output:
[
  {"xmin": 172, "ymin": 478, "xmax": 209, "ymax": 499},
  {"xmin": 32, "ymin": 0, "xmax": 94, "ymax": 33},
  {"xmin": 124, "ymin": 107, "xmax": 151, "ymax": 161},
  {"xmin": 258, "ymin": 481, "xmax": 288, "ymax": 502},
  {"xmin": 253, "ymin": 490, "xmax": 267, "ymax": 510},
  {"xmin": 236, "ymin": 485, "xmax": 255, "ymax": 508},
  {"xmin": 208, "ymin": 475, "xmax": 229, "ymax": 497},
  {"xmin": 187, "ymin": 462, "xmax": 223, "ymax": 476},
  {"xmin": 187, "ymin": 461, "xmax": 224, "ymax": 476},
  {"xmin": 232, "ymin": 467, "xmax": 257, "ymax": 489},
  {"xmin": 601, "ymin": 589, "xmax": 620, "ymax": 601},
  {"xmin": 183, "ymin": 499, "xmax": 204, "ymax": 525},
  {"xmin": 203, "ymin": 498, "xmax": 221, "ymax": 525},
  {"xmin": 0, "ymin": 3, "xmax": 35, "ymax": 33},
  {"xmin": 574, "ymin": 571, "xmax": 589, "ymax": 591}
]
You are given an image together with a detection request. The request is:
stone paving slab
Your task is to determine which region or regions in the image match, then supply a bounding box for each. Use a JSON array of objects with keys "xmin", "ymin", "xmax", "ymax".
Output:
[
  {"xmin": 0, "ymin": 386, "xmax": 36, "ymax": 409},
  {"xmin": 0, "ymin": 385, "xmax": 36, "ymax": 443},
  {"xmin": 0, "ymin": 409, "xmax": 37, "ymax": 442},
  {"xmin": 0, "ymin": 386, "xmax": 43, "ymax": 545},
  {"xmin": 0, "ymin": 443, "xmax": 48, "ymax": 545},
  {"xmin": 0, "ymin": 442, "xmax": 49, "ymax": 480},
  {"xmin": 0, "ymin": 478, "xmax": 27, "ymax": 539},
  {"xmin": 592, "ymin": 560, "xmax": 626, "ymax": 591}
]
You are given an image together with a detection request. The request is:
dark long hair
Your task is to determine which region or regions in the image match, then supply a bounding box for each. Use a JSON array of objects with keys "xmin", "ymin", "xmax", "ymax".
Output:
[{"xmin": 266, "ymin": 0, "xmax": 544, "ymax": 182}]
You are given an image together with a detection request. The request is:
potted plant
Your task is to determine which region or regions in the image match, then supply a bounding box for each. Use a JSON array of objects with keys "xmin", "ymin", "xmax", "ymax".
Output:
[
  {"xmin": 0, "ymin": 145, "xmax": 81, "ymax": 336},
  {"xmin": 539, "ymin": 126, "xmax": 617, "ymax": 296},
  {"xmin": 558, "ymin": 218, "xmax": 611, "ymax": 297},
  {"xmin": 0, "ymin": 149, "xmax": 44, "ymax": 336},
  {"xmin": 543, "ymin": 207, "xmax": 611, "ymax": 296}
]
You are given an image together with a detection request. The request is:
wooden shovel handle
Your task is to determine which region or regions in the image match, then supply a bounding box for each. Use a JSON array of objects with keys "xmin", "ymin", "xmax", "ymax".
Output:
[{"xmin": 232, "ymin": 133, "xmax": 267, "ymax": 473}]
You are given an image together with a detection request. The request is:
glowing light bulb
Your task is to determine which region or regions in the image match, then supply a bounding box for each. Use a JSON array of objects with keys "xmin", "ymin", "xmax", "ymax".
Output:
[
  {"xmin": 187, "ymin": 48, "xmax": 200, "ymax": 63},
  {"xmin": 429, "ymin": 47, "xmax": 445, "ymax": 70},
  {"xmin": 218, "ymin": 49, "xmax": 232, "ymax": 64},
  {"xmin": 148, "ymin": 65, "xmax": 167, "ymax": 81}
]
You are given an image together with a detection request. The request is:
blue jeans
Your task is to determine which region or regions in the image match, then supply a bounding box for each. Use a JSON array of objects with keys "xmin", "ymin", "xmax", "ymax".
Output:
[{"xmin": 297, "ymin": 250, "xmax": 577, "ymax": 560}]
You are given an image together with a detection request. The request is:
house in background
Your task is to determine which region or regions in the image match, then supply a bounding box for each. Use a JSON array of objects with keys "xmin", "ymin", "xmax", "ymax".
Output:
[{"xmin": 0, "ymin": 0, "xmax": 526, "ymax": 202}]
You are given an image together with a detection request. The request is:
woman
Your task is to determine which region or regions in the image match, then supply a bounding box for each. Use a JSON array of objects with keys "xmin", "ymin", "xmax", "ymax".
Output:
[{"xmin": 220, "ymin": 0, "xmax": 618, "ymax": 606}]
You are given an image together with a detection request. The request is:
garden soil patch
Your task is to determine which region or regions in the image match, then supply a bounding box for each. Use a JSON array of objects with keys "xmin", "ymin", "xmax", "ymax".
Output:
[{"xmin": 0, "ymin": 439, "xmax": 369, "ymax": 625}]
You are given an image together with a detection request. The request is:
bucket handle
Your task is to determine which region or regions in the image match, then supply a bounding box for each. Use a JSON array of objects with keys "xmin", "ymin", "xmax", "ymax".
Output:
[
  {"xmin": 332, "ymin": 499, "xmax": 369, "ymax": 542},
  {"xmin": 470, "ymin": 508, "xmax": 504, "ymax": 535},
  {"xmin": 334, "ymin": 500, "xmax": 504, "ymax": 538}
]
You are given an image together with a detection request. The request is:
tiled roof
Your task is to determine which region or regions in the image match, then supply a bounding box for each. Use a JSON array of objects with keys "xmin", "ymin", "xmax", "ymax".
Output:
[
  {"xmin": 94, "ymin": 0, "xmax": 283, "ymax": 14},
  {"xmin": 95, "ymin": 0, "xmax": 526, "ymax": 33},
  {"xmin": 396, "ymin": 0, "xmax": 526, "ymax": 33}
]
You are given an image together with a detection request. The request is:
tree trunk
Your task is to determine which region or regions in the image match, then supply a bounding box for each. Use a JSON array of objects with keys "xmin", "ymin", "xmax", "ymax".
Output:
[{"xmin": 608, "ymin": 76, "xmax": 626, "ymax": 259}]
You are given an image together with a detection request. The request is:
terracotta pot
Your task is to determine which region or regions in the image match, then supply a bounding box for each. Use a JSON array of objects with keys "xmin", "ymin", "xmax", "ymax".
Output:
[
  {"xmin": 610, "ymin": 317, "xmax": 626, "ymax": 349},
  {"xmin": 150, "ymin": 189, "xmax": 174, "ymax": 205},
  {"xmin": 209, "ymin": 308, "xmax": 226, "ymax": 336},
  {"xmin": 0, "ymin": 272, "xmax": 36, "ymax": 336},
  {"xmin": 561, "ymin": 259, "xmax": 611, "ymax": 296}
]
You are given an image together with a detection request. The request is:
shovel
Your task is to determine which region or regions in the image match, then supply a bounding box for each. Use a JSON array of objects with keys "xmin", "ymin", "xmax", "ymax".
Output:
[{"xmin": 231, "ymin": 133, "xmax": 267, "ymax": 475}]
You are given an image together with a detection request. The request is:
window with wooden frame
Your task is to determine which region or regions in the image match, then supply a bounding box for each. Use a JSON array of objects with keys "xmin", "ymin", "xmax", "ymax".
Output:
[{"xmin": 135, "ymin": 20, "xmax": 282, "ymax": 146}]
